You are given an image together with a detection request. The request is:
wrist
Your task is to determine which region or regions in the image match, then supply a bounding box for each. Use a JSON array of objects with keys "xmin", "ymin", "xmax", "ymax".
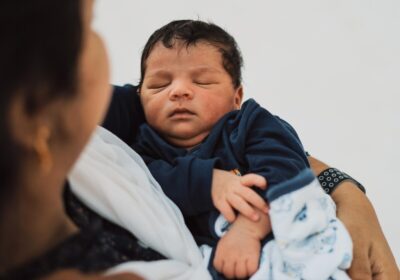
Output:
[
  {"xmin": 307, "ymin": 156, "xmax": 366, "ymax": 195},
  {"xmin": 231, "ymin": 211, "xmax": 269, "ymax": 241},
  {"xmin": 317, "ymin": 167, "xmax": 366, "ymax": 195}
]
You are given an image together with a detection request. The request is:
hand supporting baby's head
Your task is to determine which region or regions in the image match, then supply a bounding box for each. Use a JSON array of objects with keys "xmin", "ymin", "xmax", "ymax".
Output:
[{"xmin": 138, "ymin": 20, "xmax": 244, "ymax": 149}]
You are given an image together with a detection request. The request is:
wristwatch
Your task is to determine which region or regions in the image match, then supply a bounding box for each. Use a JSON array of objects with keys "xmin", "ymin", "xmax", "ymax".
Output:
[{"xmin": 317, "ymin": 167, "xmax": 366, "ymax": 195}]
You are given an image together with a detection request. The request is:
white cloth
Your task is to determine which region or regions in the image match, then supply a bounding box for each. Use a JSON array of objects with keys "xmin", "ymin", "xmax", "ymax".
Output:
[
  {"xmin": 206, "ymin": 179, "xmax": 353, "ymax": 280},
  {"xmin": 254, "ymin": 179, "xmax": 352, "ymax": 279},
  {"xmin": 69, "ymin": 126, "xmax": 211, "ymax": 280}
]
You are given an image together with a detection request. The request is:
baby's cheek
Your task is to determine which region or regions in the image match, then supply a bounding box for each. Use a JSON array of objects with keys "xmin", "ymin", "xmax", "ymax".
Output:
[
  {"xmin": 146, "ymin": 107, "xmax": 165, "ymax": 129},
  {"xmin": 142, "ymin": 100, "xmax": 158, "ymax": 123}
]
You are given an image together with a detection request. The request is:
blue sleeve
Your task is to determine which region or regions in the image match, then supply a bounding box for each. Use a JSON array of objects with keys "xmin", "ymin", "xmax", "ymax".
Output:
[
  {"xmin": 275, "ymin": 116, "xmax": 302, "ymax": 145},
  {"xmin": 140, "ymin": 153, "xmax": 217, "ymax": 216},
  {"xmin": 241, "ymin": 104, "xmax": 310, "ymax": 190},
  {"xmin": 101, "ymin": 84, "xmax": 145, "ymax": 145}
]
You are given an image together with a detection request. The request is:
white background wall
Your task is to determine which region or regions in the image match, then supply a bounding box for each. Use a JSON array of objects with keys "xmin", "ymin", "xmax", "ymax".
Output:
[{"xmin": 94, "ymin": 0, "xmax": 399, "ymax": 263}]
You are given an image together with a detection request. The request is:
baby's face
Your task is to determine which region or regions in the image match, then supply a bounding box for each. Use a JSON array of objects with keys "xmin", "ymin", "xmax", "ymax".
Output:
[{"xmin": 140, "ymin": 41, "xmax": 243, "ymax": 149}]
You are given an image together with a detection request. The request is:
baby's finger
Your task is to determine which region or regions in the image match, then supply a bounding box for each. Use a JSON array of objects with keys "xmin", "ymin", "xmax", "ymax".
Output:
[
  {"xmin": 213, "ymin": 255, "xmax": 224, "ymax": 273},
  {"xmin": 246, "ymin": 256, "xmax": 259, "ymax": 276},
  {"xmin": 237, "ymin": 187, "xmax": 269, "ymax": 214},
  {"xmin": 222, "ymin": 260, "xmax": 236, "ymax": 279},
  {"xmin": 217, "ymin": 200, "xmax": 236, "ymax": 223},
  {"xmin": 241, "ymin": 174, "xmax": 267, "ymax": 189},
  {"xmin": 234, "ymin": 259, "xmax": 248, "ymax": 279},
  {"xmin": 228, "ymin": 195, "xmax": 259, "ymax": 221}
]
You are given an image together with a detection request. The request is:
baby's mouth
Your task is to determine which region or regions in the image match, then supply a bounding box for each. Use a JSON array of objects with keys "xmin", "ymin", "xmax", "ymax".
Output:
[{"xmin": 169, "ymin": 108, "xmax": 195, "ymax": 118}]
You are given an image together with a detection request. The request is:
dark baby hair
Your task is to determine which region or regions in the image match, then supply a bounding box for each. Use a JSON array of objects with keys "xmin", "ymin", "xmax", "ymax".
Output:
[{"xmin": 139, "ymin": 19, "xmax": 244, "ymax": 89}]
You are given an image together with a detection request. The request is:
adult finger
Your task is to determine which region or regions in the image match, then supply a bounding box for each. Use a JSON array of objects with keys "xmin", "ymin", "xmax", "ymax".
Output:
[
  {"xmin": 347, "ymin": 246, "xmax": 372, "ymax": 280},
  {"xmin": 240, "ymin": 174, "xmax": 267, "ymax": 189}
]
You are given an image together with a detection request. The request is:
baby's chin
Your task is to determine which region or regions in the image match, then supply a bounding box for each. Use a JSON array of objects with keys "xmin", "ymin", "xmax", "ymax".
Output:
[{"xmin": 163, "ymin": 129, "xmax": 210, "ymax": 149}]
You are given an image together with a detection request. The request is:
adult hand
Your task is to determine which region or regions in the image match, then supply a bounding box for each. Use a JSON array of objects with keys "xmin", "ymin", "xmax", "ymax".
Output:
[{"xmin": 332, "ymin": 182, "xmax": 399, "ymax": 280}]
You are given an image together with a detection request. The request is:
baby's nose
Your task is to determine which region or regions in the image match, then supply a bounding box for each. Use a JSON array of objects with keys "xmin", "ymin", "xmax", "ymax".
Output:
[{"xmin": 169, "ymin": 82, "xmax": 194, "ymax": 100}]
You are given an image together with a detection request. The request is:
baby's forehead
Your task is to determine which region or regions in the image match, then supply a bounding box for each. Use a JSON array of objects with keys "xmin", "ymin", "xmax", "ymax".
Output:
[
  {"xmin": 151, "ymin": 39, "xmax": 222, "ymax": 57},
  {"xmin": 147, "ymin": 40, "xmax": 224, "ymax": 68}
]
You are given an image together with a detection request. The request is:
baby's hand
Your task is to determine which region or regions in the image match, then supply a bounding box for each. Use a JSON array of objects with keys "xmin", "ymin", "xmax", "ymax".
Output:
[
  {"xmin": 213, "ymin": 224, "xmax": 261, "ymax": 279},
  {"xmin": 211, "ymin": 169, "xmax": 268, "ymax": 222}
]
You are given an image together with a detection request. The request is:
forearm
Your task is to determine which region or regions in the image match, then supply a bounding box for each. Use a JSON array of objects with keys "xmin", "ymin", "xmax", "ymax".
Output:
[
  {"xmin": 308, "ymin": 155, "xmax": 367, "ymax": 203},
  {"xmin": 308, "ymin": 156, "xmax": 399, "ymax": 277},
  {"xmin": 308, "ymin": 155, "xmax": 329, "ymax": 176}
]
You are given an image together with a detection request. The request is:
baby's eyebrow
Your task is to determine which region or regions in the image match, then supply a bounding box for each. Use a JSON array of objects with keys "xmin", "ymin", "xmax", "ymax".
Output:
[
  {"xmin": 191, "ymin": 66, "xmax": 221, "ymax": 73},
  {"xmin": 145, "ymin": 66, "xmax": 222, "ymax": 79},
  {"xmin": 145, "ymin": 70, "xmax": 171, "ymax": 79},
  {"xmin": 190, "ymin": 66, "xmax": 222, "ymax": 75}
]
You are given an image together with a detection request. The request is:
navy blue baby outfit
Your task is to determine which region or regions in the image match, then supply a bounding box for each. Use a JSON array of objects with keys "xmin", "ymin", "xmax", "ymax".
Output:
[
  {"xmin": 131, "ymin": 89, "xmax": 310, "ymax": 246},
  {"xmin": 103, "ymin": 85, "xmax": 353, "ymax": 280}
]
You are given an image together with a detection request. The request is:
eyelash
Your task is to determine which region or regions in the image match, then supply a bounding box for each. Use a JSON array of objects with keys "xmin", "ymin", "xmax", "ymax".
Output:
[
  {"xmin": 147, "ymin": 80, "xmax": 216, "ymax": 91},
  {"xmin": 148, "ymin": 84, "xmax": 169, "ymax": 90},
  {"xmin": 194, "ymin": 81, "xmax": 214, "ymax": 86}
]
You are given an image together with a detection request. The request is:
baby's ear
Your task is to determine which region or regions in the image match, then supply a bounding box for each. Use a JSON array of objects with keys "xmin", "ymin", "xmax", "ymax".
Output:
[{"xmin": 234, "ymin": 85, "xmax": 243, "ymax": 109}]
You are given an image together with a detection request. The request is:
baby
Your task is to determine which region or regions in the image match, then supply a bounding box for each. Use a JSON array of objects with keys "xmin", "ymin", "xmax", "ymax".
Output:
[{"xmin": 134, "ymin": 20, "xmax": 352, "ymax": 279}]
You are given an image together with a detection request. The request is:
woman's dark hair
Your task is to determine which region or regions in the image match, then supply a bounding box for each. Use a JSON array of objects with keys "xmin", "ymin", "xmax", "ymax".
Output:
[
  {"xmin": 139, "ymin": 20, "xmax": 243, "ymax": 89},
  {"xmin": 0, "ymin": 0, "xmax": 83, "ymax": 194}
]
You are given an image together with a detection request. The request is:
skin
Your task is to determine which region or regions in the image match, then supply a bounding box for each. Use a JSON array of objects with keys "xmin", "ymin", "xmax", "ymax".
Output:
[
  {"xmin": 214, "ymin": 206, "xmax": 271, "ymax": 278},
  {"xmin": 211, "ymin": 169, "xmax": 268, "ymax": 222},
  {"xmin": 0, "ymin": 1, "xmax": 140, "ymax": 279},
  {"xmin": 140, "ymin": 40, "xmax": 243, "ymax": 149},
  {"xmin": 309, "ymin": 156, "xmax": 399, "ymax": 280}
]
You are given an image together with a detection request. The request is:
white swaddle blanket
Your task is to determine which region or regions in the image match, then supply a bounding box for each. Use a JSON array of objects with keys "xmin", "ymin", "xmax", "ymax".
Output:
[
  {"xmin": 69, "ymin": 127, "xmax": 352, "ymax": 280},
  {"xmin": 69, "ymin": 126, "xmax": 211, "ymax": 280},
  {"xmin": 204, "ymin": 176, "xmax": 353, "ymax": 280}
]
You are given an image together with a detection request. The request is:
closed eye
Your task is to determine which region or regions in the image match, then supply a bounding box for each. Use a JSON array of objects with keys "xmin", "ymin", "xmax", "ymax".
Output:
[
  {"xmin": 194, "ymin": 80, "xmax": 216, "ymax": 86},
  {"xmin": 148, "ymin": 83, "xmax": 169, "ymax": 89}
]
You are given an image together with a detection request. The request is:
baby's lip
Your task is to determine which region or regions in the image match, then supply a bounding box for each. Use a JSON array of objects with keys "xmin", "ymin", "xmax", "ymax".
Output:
[{"xmin": 169, "ymin": 108, "xmax": 195, "ymax": 117}]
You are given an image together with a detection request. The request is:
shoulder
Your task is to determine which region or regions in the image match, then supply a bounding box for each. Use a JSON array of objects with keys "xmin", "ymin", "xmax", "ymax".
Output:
[
  {"xmin": 109, "ymin": 84, "xmax": 141, "ymax": 110},
  {"xmin": 113, "ymin": 84, "xmax": 138, "ymax": 97},
  {"xmin": 240, "ymin": 98, "xmax": 274, "ymax": 117},
  {"xmin": 235, "ymin": 98, "xmax": 276, "ymax": 127},
  {"xmin": 234, "ymin": 99, "xmax": 302, "ymax": 141}
]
